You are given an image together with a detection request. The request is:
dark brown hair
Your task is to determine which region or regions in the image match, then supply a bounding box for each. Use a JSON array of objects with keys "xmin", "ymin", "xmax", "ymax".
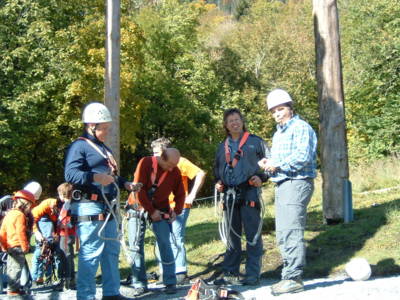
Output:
[{"xmin": 223, "ymin": 108, "xmax": 247, "ymax": 136}]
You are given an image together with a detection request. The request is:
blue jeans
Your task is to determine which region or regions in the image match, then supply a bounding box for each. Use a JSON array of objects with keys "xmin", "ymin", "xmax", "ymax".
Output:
[
  {"xmin": 128, "ymin": 213, "xmax": 176, "ymax": 287},
  {"xmin": 171, "ymin": 208, "xmax": 190, "ymax": 274},
  {"xmin": 0, "ymin": 252, "xmax": 6, "ymax": 293},
  {"xmin": 31, "ymin": 219, "xmax": 61, "ymax": 281},
  {"xmin": 128, "ymin": 212, "xmax": 147, "ymax": 288},
  {"xmin": 152, "ymin": 220, "xmax": 176, "ymax": 285},
  {"xmin": 76, "ymin": 219, "xmax": 120, "ymax": 300}
]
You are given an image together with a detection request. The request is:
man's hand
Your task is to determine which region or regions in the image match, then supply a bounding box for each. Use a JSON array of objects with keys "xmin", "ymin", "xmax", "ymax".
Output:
[
  {"xmin": 34, "ymin": 231, "xmax": 44, "ymax": 243},
  {"xmin": 125, "ymin": 182, "xmax": 142, "ymax": 192},
  {"xmin": 53, "ymin": 233, "xmax": 60, "ymax": 242},
  {"xmin": 150, "ymin": 209, "xmax": 162, "ymax": 222},
  {"xmin": 215, "ymin": 180, "xmax": 224, "ymax": 193},
  {"xmin": 185, "ymin": 194, "xmax": 195, "ymax": 205},
  {"xmin": 249, "ymin": 175, "xmax": 262, "ymax": 187},
  {"xmin": 258, "ymin": 158, "xmax": 278, "ymax": 173},
  {"xmin": 93, "ymin": 173, "xmax": 115, "ymax": 186}
]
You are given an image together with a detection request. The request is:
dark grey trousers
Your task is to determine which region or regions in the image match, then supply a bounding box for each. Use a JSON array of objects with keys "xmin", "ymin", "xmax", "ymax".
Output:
[
  {"xmin": 275, "ymin": 179, "xmax": 314, "ymax": 280},
  {"xmin": 7, "ymin": 248, "xmax": 26, "ymax": 292},
  {"xmin": 223, "ymin": 204, "xmax": 263, "ymax": 281}
]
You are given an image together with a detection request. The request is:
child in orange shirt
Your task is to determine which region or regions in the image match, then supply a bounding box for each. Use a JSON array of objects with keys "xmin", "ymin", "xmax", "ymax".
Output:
[
  {"xmin": 0, "ymin": 190, "xmax": 36, "ymax": 296},
  {"xmin": 56, "ymin": 182, "xmax": 76, "ymax": 290}
]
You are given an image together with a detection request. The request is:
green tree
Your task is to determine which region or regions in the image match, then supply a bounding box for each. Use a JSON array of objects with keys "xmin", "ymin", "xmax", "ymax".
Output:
[{"xmin": 340, "ymin": 0, "xmax": 400, "ymax": 160}]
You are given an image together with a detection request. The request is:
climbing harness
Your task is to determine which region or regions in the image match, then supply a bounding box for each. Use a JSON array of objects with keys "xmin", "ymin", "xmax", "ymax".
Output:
[
  {"xmin": 125, "ymin": 156, "xmax": 180, "ymax": 266},
  {"xmin": 121, "ymin": 191, "xmax": 146, "ymax": 266},
  {"xmin": 217, "ymin": 131, "xmax": 265, "ymax": 249},
  {"xmin": 78, "ymin": 137, "xmax": 118, "ymax": 175},
  {"xmin": 215, "ymin": 185, "xmax": 265, "ymax": 249},
  {"xmin": 147, "ymin": 156, "xmax": 179, "ymax": 265},
  {"xmin": 224, "ymin": 132, "xmax": 250, "ymax": 168},
  {"xmin": 39, "ymin": 239, "xmax": 57, "ymax": 283}
]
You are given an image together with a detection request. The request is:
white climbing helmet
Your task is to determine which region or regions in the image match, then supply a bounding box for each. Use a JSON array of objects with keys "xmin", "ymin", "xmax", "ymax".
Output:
[
  {"xmin": 82, "ymin": 102, "xmax": 112, "ymax": 123},
  {"xmin": 23, "ymin": 181, "xmax": 42, "ymax": 201},
  {"xmin": 266, "ymin": 89, "xmax": 293, "ymax": 111},
  {"xmin": 345, "ymin": 257, "xmax": 372, "ymax": 281}
]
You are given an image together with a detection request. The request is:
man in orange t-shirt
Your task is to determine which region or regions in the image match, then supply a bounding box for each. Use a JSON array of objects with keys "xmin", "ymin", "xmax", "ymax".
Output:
[
  {"xmin": 31, "ymin": 196, "xmax": 66, "ymax": 289},
  {"xmin": 152, "ymin": 138, "xmax": 206, "ymax": 284}
]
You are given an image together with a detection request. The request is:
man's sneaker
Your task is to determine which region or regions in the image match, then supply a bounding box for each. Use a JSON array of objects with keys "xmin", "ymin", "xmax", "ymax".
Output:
[
  {"xmin": 102, "ymin": 295, "xmax": 131, "ymax": 300},
  {"xmin": 240, "ymin": 277, "xmax": 260, "ymax": 286},
  {"xmin": 52, "ymin": 279, "xmax": 65, "ymax": 291},
  {"xmin": 214, "ymin": 273, "xmax": 242, "ymax": 286},
  {"xmin": 147, "ymin": 272, "xmax": 159, "ymax": 283},
  {"xmin": 176, "ymin": 273, "xmax": 190, "ymax": 285},
  {"xmin": 65, "ymin": 278, "xmax": 76, "ymax": 290},
  {"xmin": 121, "ymin": 274, "xmax": 132, "ymax": 286},
  {"xmin": 164, "ymin": 284, "xmax": 177, "ymax": 294},
  {"xmin": 7, "ymin": 290, "xmax": 26, "ymax": 296},
  {"xmin": 31, "ymin": 278, "xmax": 44, "ymax": 288},
  {"xmin": 131, "ymin": 287, "xmax": 148, "ymax": 297},
  {"xmin": 271, "ymin": 278, "xmax": 304, "ymax": 296}
]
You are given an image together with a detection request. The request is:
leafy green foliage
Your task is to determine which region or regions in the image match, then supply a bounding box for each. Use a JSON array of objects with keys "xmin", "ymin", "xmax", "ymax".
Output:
[
  {"xmin": 340, "ymin": 0, "xmax": 400, "ymax": 160},
  {"xmin": 0, "ymin": 0, "xmax": 399, "ymax": 195},
  {"xmin": 0, "ymin": 0, "xmax": 101, "ymax": 192}
]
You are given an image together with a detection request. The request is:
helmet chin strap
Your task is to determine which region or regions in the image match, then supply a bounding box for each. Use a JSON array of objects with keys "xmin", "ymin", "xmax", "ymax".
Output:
[{"xmin": 89, "ymin": 124, "xmax": 100, "ymax": 141}]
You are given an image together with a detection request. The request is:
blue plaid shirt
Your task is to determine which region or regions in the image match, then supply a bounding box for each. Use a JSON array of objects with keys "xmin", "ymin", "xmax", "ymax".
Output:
[{"xmin": 269, "ymin": 115, "xmax": 317, "ymax": 183}]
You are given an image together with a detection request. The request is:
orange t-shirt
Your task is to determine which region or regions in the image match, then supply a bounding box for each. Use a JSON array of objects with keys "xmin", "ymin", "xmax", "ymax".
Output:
[
  {"xmin": 31, "ymin": 198, "xmax": 58, "ymax": 233},
  {"xmin": 0, "ymin": 209, "xmax": 30, "ymax": 253},
  {"xmin": 169, "ymin": 157, "xmax": 202, "ymax": 209}
]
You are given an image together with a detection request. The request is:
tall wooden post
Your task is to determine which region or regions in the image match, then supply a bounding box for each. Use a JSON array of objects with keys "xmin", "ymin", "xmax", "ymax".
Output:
[
  {"xmin": 313, "ymin": 0, "xmax": 350, "ymax": 221},
  {"xmin": 105, "ymin": 0, "xmax": 121, "ymax": 168}
]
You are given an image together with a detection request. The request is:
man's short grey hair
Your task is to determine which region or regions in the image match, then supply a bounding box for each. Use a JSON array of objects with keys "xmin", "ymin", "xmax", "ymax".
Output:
[{"xmin": 151, "ymin": 137, "xmax": 172, "ymax": 150}]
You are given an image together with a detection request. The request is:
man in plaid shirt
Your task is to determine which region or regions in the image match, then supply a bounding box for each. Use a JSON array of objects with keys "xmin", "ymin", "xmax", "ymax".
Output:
[{"xmin": 259, "ymin": 89, "xmax": 317, "ymax": 296}]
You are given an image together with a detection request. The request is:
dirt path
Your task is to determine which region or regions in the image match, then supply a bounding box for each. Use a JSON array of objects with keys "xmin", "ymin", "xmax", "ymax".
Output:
[{"xmin": 23, "ymin": 273, "xmax": 400, "ymax": 300}]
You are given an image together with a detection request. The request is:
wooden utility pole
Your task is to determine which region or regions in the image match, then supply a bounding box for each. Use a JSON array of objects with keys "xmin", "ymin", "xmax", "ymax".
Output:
[
  {"xmin": 104, "ymin": 0, "xmax": 121, "ymax": 168},
  {"xmin": 313, "ymin": 0, "xmax": 350, "ymax": 222}
]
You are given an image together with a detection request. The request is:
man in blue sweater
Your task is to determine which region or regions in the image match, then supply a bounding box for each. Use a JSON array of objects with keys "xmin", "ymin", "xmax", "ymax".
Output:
[{"xmin": 65, "ymin": 102, "xmax": 136, "ymax": 300}]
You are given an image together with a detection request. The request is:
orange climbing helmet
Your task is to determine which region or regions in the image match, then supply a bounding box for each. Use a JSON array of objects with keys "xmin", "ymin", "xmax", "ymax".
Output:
[{"xmin": 13, "ymin": 190, "xmax": 36, "ymax": 204}]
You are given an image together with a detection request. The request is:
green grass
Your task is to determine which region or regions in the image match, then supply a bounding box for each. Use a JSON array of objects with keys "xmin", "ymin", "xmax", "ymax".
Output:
[{"xmin": 27, "ymin": 157, "xmax": 400, "ymax": 281}]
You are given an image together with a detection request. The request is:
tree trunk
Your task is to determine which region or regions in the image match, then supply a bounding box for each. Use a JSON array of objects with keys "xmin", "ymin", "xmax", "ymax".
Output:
[
  {"xmin": 313, "ymin": 0, "xmax": 349, "ymax": 221},
  {"xmin": 104, "ymin": 0, "xmax": 121, "ymax": 170}
]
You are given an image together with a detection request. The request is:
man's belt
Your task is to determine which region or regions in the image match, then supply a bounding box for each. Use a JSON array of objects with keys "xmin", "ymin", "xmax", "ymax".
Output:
[
  {"xmin": 71, "ymin": 190, "xmax": 113, "ymax": 203},
  {"xmin": 71, "ymin": 213, "xmax": 111, "ymax": 223}
]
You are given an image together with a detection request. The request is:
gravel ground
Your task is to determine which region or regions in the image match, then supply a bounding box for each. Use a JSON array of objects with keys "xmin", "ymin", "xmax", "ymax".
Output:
[{"xmin": 19, "ymin": 274, "xmax": 400, "ymax": 300}]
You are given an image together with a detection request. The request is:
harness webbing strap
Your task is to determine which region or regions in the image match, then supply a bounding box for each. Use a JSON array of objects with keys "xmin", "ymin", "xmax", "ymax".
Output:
[
  {"xmin": 224, "ymin": 131, "xmax": 250, "ymax": 168},
  {"xmin": 78, "ymin": 137, "xmax": 118, "ymax": 175},
  {"xmin": 151, "ymin": 156, "xmax": 168, "ymax": 187}
]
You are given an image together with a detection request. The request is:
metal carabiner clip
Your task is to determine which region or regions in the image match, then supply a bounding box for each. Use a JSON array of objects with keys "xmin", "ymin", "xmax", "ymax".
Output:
[{"xmin": 71, "ymin": 190, "xmax": 82, "ymax": 201}]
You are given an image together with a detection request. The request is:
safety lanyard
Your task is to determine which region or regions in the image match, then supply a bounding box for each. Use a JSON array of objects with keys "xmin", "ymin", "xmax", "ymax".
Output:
[
  {"xmin": 78, "ymin": 137, "xmax": 118, "ymax": 175},
  {"xmin": 151, "ymin": 156, "xmax": 168, "ymax": 187},
  {"xmin": 224, "ymin": 131, "xmax": 250, "ymax": 168}
]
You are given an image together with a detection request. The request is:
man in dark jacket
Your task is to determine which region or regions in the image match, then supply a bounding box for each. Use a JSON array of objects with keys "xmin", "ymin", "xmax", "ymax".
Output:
[{"xmin": 214, "ymin": 108, "xmax": 269, "ymax": 286}]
